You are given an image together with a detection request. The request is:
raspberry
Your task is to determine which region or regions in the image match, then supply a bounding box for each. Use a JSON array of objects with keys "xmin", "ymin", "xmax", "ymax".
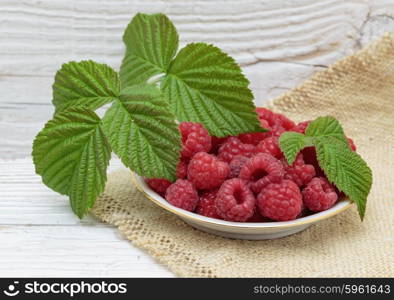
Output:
[
  {"xmin": 217, "ymin": 137, "xmax": 256, "ymax": 163},
  {"xmin": 176, "ymin": 159, "xmax": 188, "ymax": 179},
  {"xmin": 238, "ymin": 132, "xmax": 266, "ymax": 146},
  {"xmin": 165, "ymin": 179, "xmax": 199, "ymax": 211},
  {"xmin": 215, "ymin": 178, "xmax": 255, "ymax": 222},
  {"xmin": 291, "ymin": 120, "xmax": 311, "ymax": 134},
  {"xmin": 347, "ymin": 137, "xmax": 356, "ymax": 151},
  {"xmin": 256, "ymin": 108, "xmax": 295, "ymax": 133},
  {"xmin": 276, "ymin": 113, "xmax": 296, "ymax": 131},
  {"xmin": 237, "ymin": 108, "xmax": 274, "ymax": 145},
  {"xmin": 238, "ymin": 153, "xmax": 284, "ymax": 194},
  {"xmin": 146, "ymin": 178, "xmax": 172, "ymax": 196},
  {"xmin": 256, "ymin": 107, "xmax": 295, "ymax": 137},
  {"xmin": 210, "ymin": 136, "xmax": 228, "ymax": 154},
  {"xmin": 257, "ymin": 179, "xmax": 302, "ymax": 221},
  {"xmin": 195, "ymin": 189, "xmax": 221, "ymax": 219},
  {"xmin": 256, "ymin": 108, "xmax": 278, "ymax": 127},
  {"xmin": 302, "ymin": 146, "xmax": 325, "ymax": 177},
  {"xmin": 255, "ymin": 136, "xmax": 283, "ymax": 159},
  {"xmin": 179, "ymin": 122, "xmax": 211, "ymax": 158},
  {"xmin": 269, "ymin": 124, "xmax": 287, "ymax": 137},
  {"xmin": 259, "ymin": 119, "xmax": 270, "ymax": 130},
  {"xmin": 283, "ymin": 153, "xmax": 316, "ymax": 187},
  {"xmin": 228, "ymin": 155, "xmax": 250, "ymax": 178},
  {"xmin": 187, "ymin": 152, "xmax": 229, "ymax": 190},
  {"xmin": 302, "ymin": 177, "xmax": 338, "ymax": 212}
]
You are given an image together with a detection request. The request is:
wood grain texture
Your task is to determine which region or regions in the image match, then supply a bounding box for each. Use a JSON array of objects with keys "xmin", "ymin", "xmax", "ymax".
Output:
[
  {"xmin": 0, "ymin": 225, "xmax": 173, "ymax": 277},
  {"xmin": 1, "ymin": 0, "xmax": 393, "ymax": 158},
  {"xmin": 0, "ymin": 0, "xmax": 393, "ymax": 277},
  {"xmin": 0, "ymin": 159, "xmax": 122, "ymax": 225},
  {"xmin": 0, "ymin": 158, "xmax": 173, "ymax": 277}
]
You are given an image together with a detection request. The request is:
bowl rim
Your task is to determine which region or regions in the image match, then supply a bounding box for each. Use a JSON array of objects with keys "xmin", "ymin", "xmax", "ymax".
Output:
[{"xmin": 131, "ymin": 172, "xmax": 352, "ymax": 229}]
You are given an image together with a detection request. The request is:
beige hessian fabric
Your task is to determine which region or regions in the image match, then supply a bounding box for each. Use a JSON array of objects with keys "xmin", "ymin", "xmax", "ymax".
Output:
[{"xmin": 92, "ymin": 34, "xmax": 394, "ymax": 277}]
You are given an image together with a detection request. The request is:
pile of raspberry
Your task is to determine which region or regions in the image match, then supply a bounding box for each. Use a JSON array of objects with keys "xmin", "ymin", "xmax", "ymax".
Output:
[{"xmin": 146, "ymin": 108, "xmax": 356, "ymax": 222}]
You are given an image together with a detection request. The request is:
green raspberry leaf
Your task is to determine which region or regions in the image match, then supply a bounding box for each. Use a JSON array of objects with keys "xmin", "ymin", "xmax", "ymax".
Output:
[
  {"xmin": 32, "ymin": 107, "xmax": 111, "ymax": 218},
  {"xmin": 315, "ymin": 137, "xmax": 372, "ymax": 220},
  {"xmin": 120, "ymin": 13, "xmax": 179, "ymax": 87},
  {"xmin": 162, "ymin": 43, "xmax": 263, "ymax": 137},
  {"xmin": 102, "ymin": 83, "xmax": 181, "ymax": 181},
  {"xmin": 120, "ymin": 13, "xmax": 263, "ymax": 137},
  {"xmin": 305, "ymin": 116, "xmax": 348, "ymax": 144},
  {"xmin": 278, "ymin": 115, "xmax": 373, "ymax": 219},
  {"xmin": 279, "ymin": 132, "xmax": 312, "ymax": 165},
  {"xmin": 53, "ymin": 60, "xmax": 120, "ymax": 113}
]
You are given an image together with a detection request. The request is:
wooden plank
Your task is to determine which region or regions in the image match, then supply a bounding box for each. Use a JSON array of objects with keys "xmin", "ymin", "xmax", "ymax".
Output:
[
  {"xmin": 0, "ymin": 158, "xmax": 124, "ymax": 225},
  {"xmin": 0, "ymin": 158, "xmax": 173, "ymax": 277},
  {"xmin": 0, "ymin": 225, "xmax": 173, "ymax": 277},
  {"xmin": 0, "ymin": 0, "xmax": 376, "ymax": 76}
]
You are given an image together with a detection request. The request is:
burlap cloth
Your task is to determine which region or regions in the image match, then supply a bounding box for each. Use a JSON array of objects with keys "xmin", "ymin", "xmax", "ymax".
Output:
[{"xmin": 92, "ymin": 34, "xmax": 394, "ymax": 277}]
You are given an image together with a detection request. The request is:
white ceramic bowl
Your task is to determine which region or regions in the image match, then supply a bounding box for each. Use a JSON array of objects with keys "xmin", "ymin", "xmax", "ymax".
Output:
[{"xmin": 131, "ymin": 173, "xmax": 352, "ymax": 240}]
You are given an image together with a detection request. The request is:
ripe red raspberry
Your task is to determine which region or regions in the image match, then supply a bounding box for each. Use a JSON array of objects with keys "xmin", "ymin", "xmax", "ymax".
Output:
[
  {"xmin": 256, "ymin": 108, "xmax": 295, "ymax": 134},
  {"xmin": 238, "ymin": 132, "xmax": 266, "ymax": 146},
  {"xmin": 215, "ymin": 178, "xmax": 255, "ymax": 222},
  {"xmin": 257, "ymin": 179, "xmax": 302, "ymax": 221},
  {"xmin": 347, "ymin": 137, "xmax": 356, "ymax": 151},
  {"xmin": 146, "ymin": 178, "xmax": 172, "ymax": 196},
  {"xmin": 291, "ymin": 120, "xmax": 311, "ymax": 134},
  {"xmin": 238, "ymin": 153, "xmax": 284, "ymax": 194},
  {"xmin": 210, "ymin": 136, "xmax": 228, "ymax": 154},
  {"xmin": 176, "ymin": 159, "xmax": 188, "ymax": 179},
  {"xmin": 302, "ymin": 177, "xmax": 338, "ymax": 212},
  {"xmin": 229, "ymin": 155, "xmax": 250, "ymax": 178},
  {"xmin": 179, "ymin": 122, "xmax": 211, "ymax": 158},
  {"xmin": 217, "ymin": 137, "xmax": 256, "ymax": 163},
  {"xmin": 237, "ymin": 109, "xmax": 274, "ymax": 145},
  {"xmin": 165, "ymin": 179, "xmax": 199, "ymax": 211},
  {"xmin": 259, "ymin": 118, "xmax": 270, "ymax": 130},
  {"xmin": 187, "ymin": 152, "xmax": 229, "ymax": 190},
  {"xmin": 302, "ymin": 146, "xmax": 325, "ymax": 177},
  {"xmin": 269, "ymin": 124, "xmax": 287, "ymax": 137},
  {"xmin": 276, "ymin": 114, "xmax": 296, "ymax": 131},
  {"xmin": 256, "ymin": 108, "xmax": 278, "ymax": 127},
  {"xmin": 195, "ymin": 189, "xmax": 221, "ymax": 219},
  {"xmin": 255, "ymin": 136, "xmax": 283, "ymax": 159},
  {"xmin": 283, "ymin": 153, "xmax": 316, "ymax": 187}
]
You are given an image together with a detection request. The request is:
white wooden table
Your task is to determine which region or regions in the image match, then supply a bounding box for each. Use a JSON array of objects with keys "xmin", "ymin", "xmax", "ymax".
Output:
[{"xmin": 0, "ymin": 0, "xmax": 392, "ymax": 277}]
